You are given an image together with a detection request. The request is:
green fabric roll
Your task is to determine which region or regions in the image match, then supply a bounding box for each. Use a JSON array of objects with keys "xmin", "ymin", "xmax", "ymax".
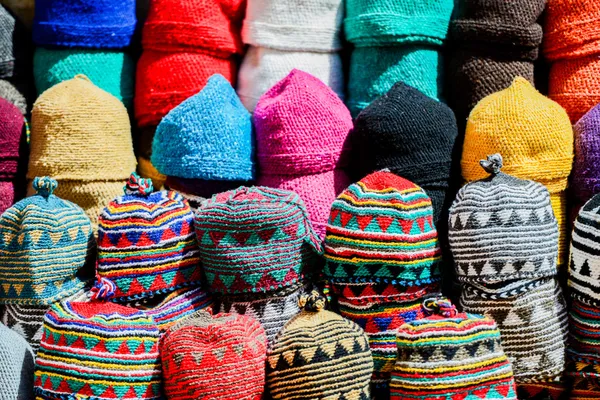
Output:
[
  {"xmin": 347, "ymin": 46, "xmax": 443, "ymax": 116},
  {"xmin": 33, "ymin": 47, "xmax": 134, "ymax": 108}
]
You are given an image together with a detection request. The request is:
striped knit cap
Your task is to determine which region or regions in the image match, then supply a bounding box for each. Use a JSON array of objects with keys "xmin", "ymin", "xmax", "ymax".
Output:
[
  {"xmin": 573, "ymin": 104, "xmax": 600, "ymax": 205},
  {"xmin": 161, "ymin": 310, "xmax": 267, "ymax": 400},
  {"xmin": 566, "ymin": 298, "xmax": 600, "ymax": 386},
  {"xmin": 0, "ymin": 322, "xmax": 35, "ymax": 400},
  {"xmin": 34, "ymin": 301, "xmax": 162, "ymax": 399},
  {"xmin": 194, "ymin": 186, "xmax": 322, "ymax": 295},
  {"xmin": 0, "ymin": 177, "xmax": 94, "ymax": 305},
  {"xmin": 391, "ymin": 298, "xmax": 518, "ymax": 400},
  {"xmin": 267, "ymin": 291, "xmax": 373, "ymax": 399},
  {"xmin": 449, "ymin": 154, "xmax": 559, "ymax": 283},
  {"xmin": 323, "ymin": 171, "xmax": 442, "ymax": 286},
  {"xmin": 94, "ymin": 173, "xmax": 202, "ymax": 303}
]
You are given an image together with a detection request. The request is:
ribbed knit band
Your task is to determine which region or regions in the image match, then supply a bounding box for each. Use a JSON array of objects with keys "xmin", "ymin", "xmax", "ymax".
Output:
[{"xmin": 573, "ymin": 104, "xmax": 600, "ymax": 204}]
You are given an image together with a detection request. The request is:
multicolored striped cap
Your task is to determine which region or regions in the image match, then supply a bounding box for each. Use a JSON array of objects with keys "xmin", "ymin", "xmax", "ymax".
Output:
[
  {"xmin": 194, "ymin": 186, "xmax": 323, "ymax": 295},
  {"xmin": 392, "ymin": 298, "xmax": 518, "ymax": 400},
  {"xmin": 0, "ymin": 177, "xmax": 94, "ymax": 305},
  {"xmin": 323, "ymin": 170, "xmax": 442, "ymax": 286},
  {"xmin": 94, "ymin": 173, "xmax": 202, "ymax": 302},
  {"xmin": 34, "ymin": 301, "xmax": 162, "ymax": 399}
]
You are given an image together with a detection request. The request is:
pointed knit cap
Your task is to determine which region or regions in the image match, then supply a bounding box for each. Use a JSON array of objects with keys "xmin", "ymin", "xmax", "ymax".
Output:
[
  {"xmin": 152, "ymin": 74, "xmax": 254, "ymax": 181},
  {"xmin": 573, "ymin": 104, "xmax": 600, "ymax": 204},
  {"xmin": 0, "ymin": 96, "xmax": 27, "ymax": 180},
  {"xmin": 0, "ymin": 177, "xmax": 94, "ymax": 305},
  {"xmin": 0, "ymin": 322, "xmax": 35, "ymax": 400}
]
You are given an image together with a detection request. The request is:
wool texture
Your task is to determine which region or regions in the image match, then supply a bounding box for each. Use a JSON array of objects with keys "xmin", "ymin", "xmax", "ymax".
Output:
[
  {"xmin": 137, "ymin": 156, "xmax": 166, "ymax": 190},
  {"xmin": 152, "ymin": 74, "xmax": 254, "ymax": 181},
  {"xmin": 0, "ymin": 180, "xmax": 19, "ymax": 214},
  {"xmin": 567, "ymin": 298, "xmax": 600, "ymax": 387},
  {"xmin": 573, "ymin": 104, "xmax": 600, "ymax": 206},
  {"xmin": 164, "ymin": 176, "xmax": 244, "ymax": 213},
  {"xmin": 134, "ymin": 50, "xmax": 237, "ymax": 128},
  {"xmin": 0, "ymin": 78, "xmax": 28, "ymax": 114},
  {"xmin": 570, "ymin": 376, "xmax": 600, "ymax": 400},
  {"xmin": 161, "ymin": 310, "xmax": 267, "ymax": 400},
  {"xmin": 194, "ymin": 186, "xmax": 322, "ymax": 295},
  {"xmin": 516, "ymin": 382, "xmax": 569, "ymax": 400},
  {"xmin": 0, "ymin": 96, "xmax": 27, "ymax": 214},
  {"xmin": 266, "ymin": 291, "xmax": 373, "ymax": 399},
  {"xmin": 32, "ymin": 0, "xmax": 136, "ymax": 48},
  {"xmin": 0, "ymin": 4, "xmax": 31, "ymax": 80},
  {"xmin": 33, "ymin": 48, "xmax": 135, "ymax": 108},
  {"xmin": 34, "ymin": 301, "xmax": 162, "ymax": 399},
  {"xmin": 254, "ymin": 69, "xmax": 352, "ymax": 238},
  {"xmin": 0, "ymin": 322, "xmax": 35, "ymax": 400},
  {"xmin": 391, "ymin": 299, "xmax": 518, "ymax": 400},
  {"xmin": 242, "ymin": 0, "xmax": 343, "ymax": 52},
  {"xmin": 237, "ymin": 46, "xmax": 345, "ymax": 112},
  {"xmin": 347, "ymin": 46, "xmax": 443, "ymax": 116}
]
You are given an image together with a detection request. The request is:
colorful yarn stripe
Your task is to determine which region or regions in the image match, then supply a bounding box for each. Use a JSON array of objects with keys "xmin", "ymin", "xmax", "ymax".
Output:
[{"xmin": 570, "ymin": 298, "xmax": 600, "ymax": 354}]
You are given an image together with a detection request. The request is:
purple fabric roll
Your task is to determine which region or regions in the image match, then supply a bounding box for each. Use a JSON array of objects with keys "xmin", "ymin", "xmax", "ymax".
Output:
[{"xmin": 573, "ymin": 103, "xmax": 600, "ymax": 204}]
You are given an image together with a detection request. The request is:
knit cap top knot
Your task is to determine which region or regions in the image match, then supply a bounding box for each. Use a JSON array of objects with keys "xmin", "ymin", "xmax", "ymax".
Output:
[
  {"xmin": 480, "ymin": 154, "xmax": 503, "ymax": 175},
  {"xmin": 423, "ymin": 297, "xmax": 458, "ymax": 318},
  {"xmin": 298, "ymin": 290, "xmax": 326, "ymax": 312},
  {"xmin": 32, "ymin": 176, "xmax": 58, "ymax": 198},
  {"xmin": 124, "ymin": 172, "xmax": 153, "ymax": 196}
]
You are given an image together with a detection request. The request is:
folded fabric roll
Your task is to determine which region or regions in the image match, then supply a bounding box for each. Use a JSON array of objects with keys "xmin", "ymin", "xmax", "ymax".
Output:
[
  {"xmin": 0, "ymin": 4, "xmax": 31, "ymax": 80},
  {"xmin": 348, "ymin": 46, "xmax": 443, "ymax": 116},
  {"xmin": 237, "ymin": 46, "xmax": 344, "ymax": 112},
  {"xmin": 0, "ymin": 79, "xmax": 28, "ymax": 114},
  {"xmin": 135, "ymin": 50, "xmax": 237, "ymax": 128},
  {"xmin": 548, "ymin": 55, "xmax": 600, "ymax": 123},
  {"xmin": 0, "ymin": 323, "xmax": 35, "ymax": 400},
  {"xmin": 573, "ymin": 104, "xmax": 600, "ymax": 205},
  {"xmin": 33, "ymin": 48, "xmax": 135, "ymax": 108}
]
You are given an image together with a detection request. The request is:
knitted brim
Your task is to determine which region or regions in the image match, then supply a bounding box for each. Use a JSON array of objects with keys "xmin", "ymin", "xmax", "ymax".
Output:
[
  {"xmin": 451, "ymin": 20, "xmax": 542, "ymax": 55},
  {"xmin": 137, "ymin": 156, "xmax": 166, "ymax": 189},
  {"xmin": 0, "ymin": 323, "xmax": 35, "ymax": 400}
]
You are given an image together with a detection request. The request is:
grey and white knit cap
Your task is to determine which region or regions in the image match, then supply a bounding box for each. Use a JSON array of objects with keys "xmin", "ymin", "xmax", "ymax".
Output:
[{"xmin": 0, "ymin": 322, "xmax": 35, "ymax": 400}]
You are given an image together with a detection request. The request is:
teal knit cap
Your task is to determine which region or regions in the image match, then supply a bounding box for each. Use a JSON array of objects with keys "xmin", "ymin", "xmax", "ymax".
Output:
[
  {"xmin": 0, "ymin": 177, "xmax": 94, "ymax": 305},
  {"xmin": 152, "ymin": 74, "xmax": 255, "ymax": 181},
  {"xmin": 33, "ymin": 47, "xmax": 135, "ymax": 108},
  {"xmin": 344, "ymin": 0, "xmax": 454, "ymax": 47}
]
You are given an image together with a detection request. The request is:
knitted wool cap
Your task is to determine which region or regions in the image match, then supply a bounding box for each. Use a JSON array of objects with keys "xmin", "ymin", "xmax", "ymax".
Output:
[
  {"xmin": 152, "ymin": 74, "xmax": 254, "ymax": 181},
  {"xmin": 237, "ymin": 46, "xmax": 345, "ymax": 112},
  {"xmin": 0, "ymin": 4, "xmax": 30, "ymax": 80},
  {"xmin": 323, "ymin": 171, "xmax": 442, "ymax": 286},
  {"xmin": 449, "ymin": 155, "xmax": 559, "ymax": 283},
  {"xmin": 143, "ymin": 0, "xmax": 245, "ymax": 56},
  {"xmin": 352, "ymin": 81, "xmax": 458, "ymax": 225},
  {"xmin": 543, "ymin": 0, "xmax": 600, "ymax": 61},
  {"xmin": 0, "ymin": 177, "xmax": 94, "ymax": 305},
  {"xmin": 0, "ymin": 78, "xmax": 28, "ymax": 114},
  {"xmin": 391, "ymin": 298, "xmax": 518, "ymax": 399},
  {"xmin": 0, "ymin": 322, "xmax": 35, "ymax": 400},
  {"xmin": 344, "ymin": 0, "xmax": 453, "ymax": 47},
  {"xmin": 242, "ymin": 0, "xmax": 343, "ymax": 52},
  {"xmin": 32, "ymin": 0, "xmax": 136, "ymax": 48},
  {"xmin": 266, "ymin": 291, "xmax": 373, "ymax": 399},
  {"xmin": 34, "ymin": 301, "xmax": 162, "ymax": 399},
  {"xmin": 517, "ymin": 382, "xmax": 568, "ymax": 400},
  {"xmin": 94, "ymin": 173, "xmax": 202, "ymax": 302},
  {"xmin": 568, "ymin": 298, "xmax": 600, "ymax": 358},
  {"xmin": 194, "ymin": 186, "xmax": 322, "ymax": 295},
  {"xmin": 135, "ymin": 50, "xmax": 237, "ymax": 128},
  {"xmin": 0, "ymin": 96, "xmax": 27, "ymax": 180},
  {"xmin": 347, "ymin": 46, "xmax": 443, "ymax": 116},
  {"xmin": 573, "ymin": 104, "xmax": 600, "ymax": 204},
  {"xmin": 548, "ymin": 56, "xmax": 600, "ymax": 123},
  {"xmin": 161, "ymin": 310, "xmax": 267, "ymax": 400},
  {"xmin": 0, "ymin": 180, "xmax": 18, "ymax": 214},
  {"xmin": 33, "ymin": 47, "xmax": 135, "ymax": 108}
]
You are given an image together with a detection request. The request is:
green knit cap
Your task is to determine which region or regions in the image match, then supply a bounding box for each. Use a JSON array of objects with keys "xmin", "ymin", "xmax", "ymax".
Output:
[{"xmin": 33, "ymin": 48, "xmax": 135, "ymax": 108}]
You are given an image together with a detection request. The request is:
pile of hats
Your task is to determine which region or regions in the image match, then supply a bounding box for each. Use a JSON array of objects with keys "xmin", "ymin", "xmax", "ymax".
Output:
[
  {"xmin": 447, "ymin": 0, "xmax": 546, "ymax": 123},
  {"xmin": 449, "ymin": 155, "xmax": 568, "ymax": 392},
  {"xmin": 0, "ymin": 97, "xmax": 27, "ymax": 214},
  {"xmin": 153, "ymin": 74, "xmax": 255, "ymax": 210},
  {"xmin": 545, "ymin": 1, "xmax": 600, "ymax": 123},
  {"xmin": 32, "ymin": 0, "xmax": 136, "ymax": 109},
  {"xmin": 323, "ymin": 171, "xmax": 443, "ymax": 398},
  {"xmin": 237, "ymin": 0, "xmax": 345, "ymax": 112},
  {"xmin": 344, "ymin": 0, "xmax": 454, "ymax": 116},
  {"xmin": 572, "ymin": 104, "xmax": 600, "ymax": 218},
  {"xmin": 135, "ymin": 0, "xmax": 245, "ymax": 187},
  {"xmin": 254, "ymin": 70, "xmax": 352, "ymax": 238}
]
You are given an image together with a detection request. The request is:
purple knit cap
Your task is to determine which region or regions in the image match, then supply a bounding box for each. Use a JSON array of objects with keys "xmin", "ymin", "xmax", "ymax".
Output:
[{"xmin": 573, "ymin": 103, "xmax": 600, "ymax": 203}]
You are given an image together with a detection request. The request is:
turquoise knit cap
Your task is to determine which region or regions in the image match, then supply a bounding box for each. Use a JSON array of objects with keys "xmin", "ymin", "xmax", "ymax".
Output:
[
  {"xmin": 152, "ymin": 74, "xmax": 255, "ymax": 181},
  {"xmin": 347, "ymin": 46, "xmax": 443, "ymax": 116},
  {"xmin": 345, "ymin": 0, "xmax": 454, "ymax": 47},
  {"xmin": 0, "ymin": 177, "xmax": 94, "ymax": 305},
  {"xmin": 33, "ymin": 47, "xmax": 135, "ymax": 108}
]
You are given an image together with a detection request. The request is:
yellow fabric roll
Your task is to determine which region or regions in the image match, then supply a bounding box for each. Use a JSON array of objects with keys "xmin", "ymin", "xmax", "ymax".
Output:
[{"xmin": 137, "ymin": 156, "xmax": 166, "ymax": 189}]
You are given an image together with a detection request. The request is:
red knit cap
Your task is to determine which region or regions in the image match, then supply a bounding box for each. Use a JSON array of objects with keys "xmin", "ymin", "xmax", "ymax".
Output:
[
  {"xmin": 134, "ymin": 50, "xmax": 237, "ymax": 128},
  {"xmin": 161, "ymin": 311, "xmax": 267, "ymax": 400},
  {"xmin": 0, "ymin": 96, "xmax": 26, "ymax": 179},
  {"xmin": 142, "ymin": 0, "xmax": 245, "ymax": 57}
]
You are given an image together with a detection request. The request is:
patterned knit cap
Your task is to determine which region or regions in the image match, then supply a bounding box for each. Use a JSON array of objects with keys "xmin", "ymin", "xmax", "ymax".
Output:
[
  {"xmin": 567, "ymin": 298, "xmax": 600, "ymax": 388},
  {"xmin": 0, "ymin": 4, "xmax": 31, "ymax": 80},
  {"xmin": 161, "ymin": 310, "xmax": 267, "ymax": 400},
  {"xmin": 34, "ymin": 301, "xmax": 162, "ymax": 399},
  {"xmin": 392, "ymin": 298, "xmax": 518, "ymax": 399},
  {"xmin": 344, "ymin": 0, "xmax": 454, "ymax": 47},
  {"xmin": 0, "ymin": 95, "xmax": 27, "ymax": 180},
  {"xmin": 242, "ymin": 0, "xmax": 344, "ymax": 52},
  {"xmin": 0, "ymin": 322, "xmax": 35, "ymax": 400},
  {"xmin": 0, "ymin": 177, "xmax": 94, "ymax": 305},
  {"xmin": 573, "ymin": 104, "xmax": 600, "ymax": 206},
  {"xmin": 33, "ymin": 47, "xmax": 135, "ymax": 108},
  {"xmin": 152, "ymin": 74, "xmax": 254, "ymax": 181},
  {"xmin": 143, "ymin": 0, "xmax": 245, "ymax": 56},
  {"xmin": 267, "ymin": 291, "xmax": 373, "ymax": 399},
  {"xmin": 449, "ymin": 154, "xmax": 559, "ymax": 283},
  {"xmin": 33, "ymin": 0, "xmax": 136, "ymax": 48},
  {"xmin": 323, "ymin": 171, "xmax": 442, "ymax": 286},
  {"xmin": 134, "ymin": 50, "xmax": 237, "ymax": 128},
  {"xmin": 194, "ymin": 186, "xmax": 323, "ymax": 295},
  {"xmin": 94, "ymin": 173, "xmax": 201, "ymax": 302}
]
